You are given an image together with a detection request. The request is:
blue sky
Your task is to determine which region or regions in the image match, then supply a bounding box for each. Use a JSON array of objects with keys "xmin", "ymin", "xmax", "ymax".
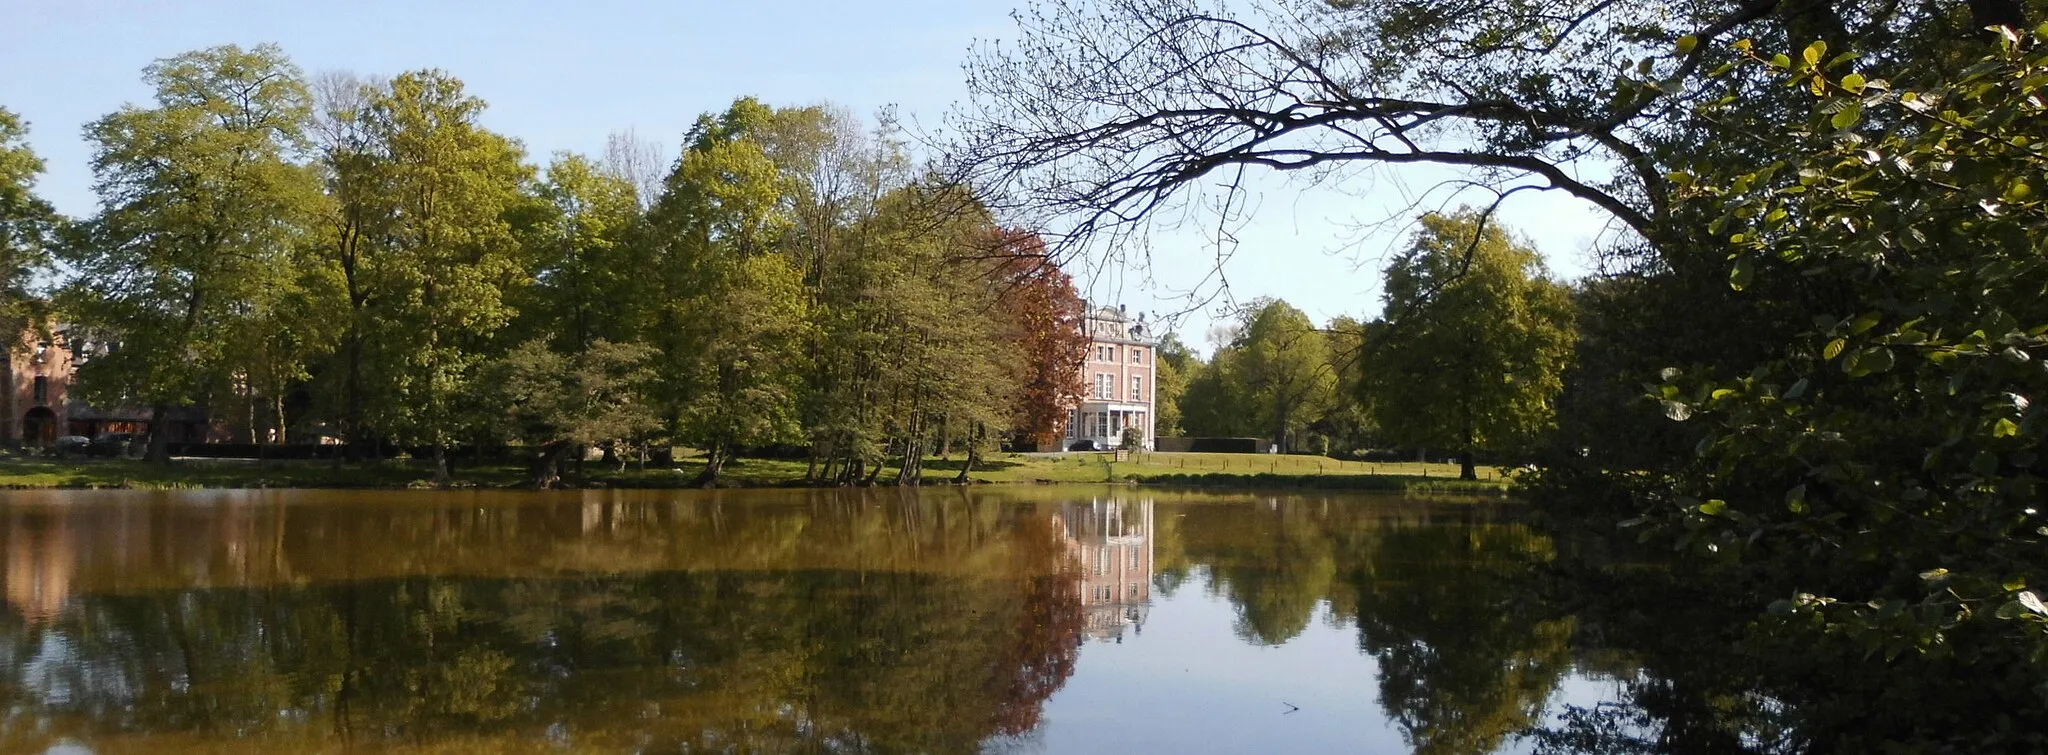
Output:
[{"xmin": 1, "ymin": 0, "xmax": 1612, "ymax": 353}]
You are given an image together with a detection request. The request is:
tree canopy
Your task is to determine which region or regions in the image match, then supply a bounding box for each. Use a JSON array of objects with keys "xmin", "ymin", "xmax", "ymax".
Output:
[{"xmin": 1362, "ymin": 209, "xmax": 1575, "ymax": 480}]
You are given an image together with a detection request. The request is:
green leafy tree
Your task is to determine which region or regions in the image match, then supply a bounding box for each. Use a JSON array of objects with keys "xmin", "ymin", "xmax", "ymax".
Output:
[
  {"xmin": 0, "ymin": 107, "xmax": 59, "ymax": 445},
  {"xmin": 1177, "ymin": 349, "xmax": 1246, "ymax": 438},
  {"xmin": 1152, "ymin": 333, "xmax": 1194, "ymax": 436},
  {"xmin": 63, "ymin": 44, "xmax": 323, "ymax": 462},
  {"xmin": 1226, "ymin": 299, "xmax": 1336, "ymax": 453},
  {"xmin": 1362, "ymin": 210, "xmax": 1575, "ymax": 480},
  {"xmin": 1626, "ymin": 35, "xmax": 2048, "ymax": 740},
  {"xmin": 488, "ymin": 338, "xmax": 659, "ymax": 488},
  {"xmin": 518, "ymin": 152, "xmax": 645, "ymax": 349},
  {"xmin": 356, "ymin": 69, "xmax": 534, "ymax": 480},
  {"xmin": 643, "ymin": 98, "xmax": 807, "ymax": 486}
]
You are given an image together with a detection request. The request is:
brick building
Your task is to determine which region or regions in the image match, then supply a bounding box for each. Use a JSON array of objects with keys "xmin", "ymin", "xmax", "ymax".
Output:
[
  {"xmin": 4, "ymin": 326, "xmax": 74, "ymax": 446},
  {"xmin": 4, "ymin": 324, "xmax": 212, "ymax": 447},
  {"xmin": 1065, "ymin": 305, "xmax": 1157, "ymax": 450}
]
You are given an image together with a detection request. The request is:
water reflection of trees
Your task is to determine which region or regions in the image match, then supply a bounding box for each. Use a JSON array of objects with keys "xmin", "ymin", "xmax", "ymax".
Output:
[
  {"xmin": 0, "ymin": 491, "xmax": 1088, "ymax": 753},
  {"xmin": 3, "ymin": 490, "xmax": 1803, "ymax": 755},
  {"xmin": 1167, "ymin": 497, "xmax": 1569, "ymax": 755}
]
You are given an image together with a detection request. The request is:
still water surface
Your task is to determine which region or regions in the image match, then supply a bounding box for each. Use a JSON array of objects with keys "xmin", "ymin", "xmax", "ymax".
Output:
[{"xmin": 0, "ymin": 487, "xmax": 1622, "ymax": 754}]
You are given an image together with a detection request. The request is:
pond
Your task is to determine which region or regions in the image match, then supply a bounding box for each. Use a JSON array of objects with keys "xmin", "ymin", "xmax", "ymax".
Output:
[{"xmin": 0, "ymin": 487, "xmax": 1659, "ymax": 754}]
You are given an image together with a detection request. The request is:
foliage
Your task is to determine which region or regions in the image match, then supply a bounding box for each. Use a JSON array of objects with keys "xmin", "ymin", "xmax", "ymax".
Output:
[
  {"xmin": 642, "ymin": 98, "xmax": 810, "ymax": 485},
  {"xmin": 1362, "ymin": 209, "xmax": 1575, "ymax": 480},
  {"xmin": 487, "ymin": 338, "xmax": 659, "ymax": 488},
  {"xmin": 1151, "ymin": 332, "xmax": 1193, "ymax": 435},
  {"xmin": 0, "ymin": 106, "xmax": 58, "ymax": 445},
  {"xmin": 354, "ymin": 69, "xmax": 534, "ymax": 475},
  {"xmin": 0, "ymin": 107, "xmax": 54, "ymax": 346},
  {"xmin": 61, "ymin": 44, "xmax": 325, "ymax": 461},
  {"xmin": 1223, "ymin": 299, "xmax": 1337, "ymax": 452},
  {"xmin": 1623, "ymin": 30, "xmax": 2048, "ymax": 726},
  {"xmin": 993, "ymin": 230, "xmax": 1089, "ymax": 447}
]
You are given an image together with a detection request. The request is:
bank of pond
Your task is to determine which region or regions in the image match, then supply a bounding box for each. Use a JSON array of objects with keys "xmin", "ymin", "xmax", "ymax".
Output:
[
  {"xmin": 0, "ymin": 451, "xmax": 1512, "ymax": 495},
  {"xmin": 0, "ymin": 486, "xmax": 2022, "ymax": 752}
]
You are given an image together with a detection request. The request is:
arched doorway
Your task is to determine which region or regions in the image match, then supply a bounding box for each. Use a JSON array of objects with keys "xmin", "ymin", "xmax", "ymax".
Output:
[{"xmin": 21, "ymin": 407, "xmax": 56, "ymax": 446}]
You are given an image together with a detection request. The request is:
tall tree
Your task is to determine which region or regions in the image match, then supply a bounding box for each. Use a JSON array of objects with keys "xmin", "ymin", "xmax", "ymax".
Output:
[
  {"xmin": 1224, "ymin": 300, "xmax": 1336, "ymax": 453},
  {"xmin": 356, "ymin": 69, "xmax": 534, "ymax": 480},
  {"xmin": 518, "ymin": 152, "xmax": 644, "ymax": 349},
  {"xmin": 63, "ymin": 44, "xmax": 323, "ymax": 462},
  {"xmin": 1152, "ymin": 332, "xmax": 1194, "ymax": 436},
  {"xmin": 0, "ymin": 107, "xmax": 59, "ymax": 445},
  {"xmin": 643, "ymin": 98, "xmax": 807, "ymax": 486},
  {"xmin": 308, "ymin": 70, "xmax": 386, "ymax": 452},
  {"xmin": 1362, "ymin": 210, "xmax": 1574, "ymax": 480},
  {"xmin": 994, "ymin": 230, "xmax": 1088, "ymax": 448}
]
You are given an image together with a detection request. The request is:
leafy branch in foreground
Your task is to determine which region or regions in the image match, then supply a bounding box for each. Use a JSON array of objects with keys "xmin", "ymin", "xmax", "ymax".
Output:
[{"xmin": 1646, "ymin": 27, "xmax": 2048, "ymax": 677}]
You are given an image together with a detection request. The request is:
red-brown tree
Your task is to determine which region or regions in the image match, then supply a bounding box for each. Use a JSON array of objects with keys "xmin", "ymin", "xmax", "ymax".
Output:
[{"xmin": 991, "ymin": 230, "xmax": 1088, "ymax": 449}]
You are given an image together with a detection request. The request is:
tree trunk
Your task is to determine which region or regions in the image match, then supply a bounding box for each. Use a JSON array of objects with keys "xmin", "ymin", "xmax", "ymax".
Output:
[
  {"xmin": 532, "ymin": 441, "xmax": 570, "ymax": 490},
  {"xmin": 430, "ymin": 444, "xmax": 451, "ymax": 487},
  {"xmin": 145, "ymin": 404, "xmax": 172, "ymax": 464},
  {"xmin": 1459, "ymin": 421, "xmax": 1478, "ymax": 481},
  {"xmin": 343, "ymin": 328, "xmax": 364, "ymax": 461},
  {"xmin": 693, "ymin": 442, "xmax": 725, "ymax": 488},
  {"xmin": 954, "ymin": 445, "xmax": 978, "ymax": 485}
]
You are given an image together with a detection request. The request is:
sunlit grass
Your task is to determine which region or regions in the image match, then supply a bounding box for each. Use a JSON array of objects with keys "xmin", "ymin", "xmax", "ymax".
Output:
[{"xmin": 0, "ymin": 450, "xmax": 1512, "ymax": 492}]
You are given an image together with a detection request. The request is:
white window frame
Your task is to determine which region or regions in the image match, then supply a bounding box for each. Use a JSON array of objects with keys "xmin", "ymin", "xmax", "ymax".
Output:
[{"xmin": 1131, "ymin": 375, "xmax": 1142, "ymax": 402}]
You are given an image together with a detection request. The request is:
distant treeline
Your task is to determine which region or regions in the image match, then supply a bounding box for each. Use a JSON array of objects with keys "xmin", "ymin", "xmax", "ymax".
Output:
[{"xmin": 0, "ymin": 45, "xmax": 1094, "ymax": 488}]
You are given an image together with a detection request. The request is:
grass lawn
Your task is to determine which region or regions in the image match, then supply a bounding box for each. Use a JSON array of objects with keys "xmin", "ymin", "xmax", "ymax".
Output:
[{"xmin": 0, "ymin": 451, "xmax": 1512, "ymax": 494}]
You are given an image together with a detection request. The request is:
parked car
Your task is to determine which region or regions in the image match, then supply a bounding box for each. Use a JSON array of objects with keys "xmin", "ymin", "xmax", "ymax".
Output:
[
  {"xmin": 52, "ymin": 435, "xmax": 90, "ymax": 457},
  {"xmin": 87, "ymin": 433, "xmax": 139, "ymax": 458},
  {"xmin": 1067, "ymin": 439, "xmax": 1098, "ymax": 452}
]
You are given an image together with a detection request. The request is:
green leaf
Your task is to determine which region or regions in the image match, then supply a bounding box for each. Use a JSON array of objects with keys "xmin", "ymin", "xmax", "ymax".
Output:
[
  {"xmin": 1919, "ymin": 568, "xmax": 1950, "ymax": 582},
  {"xmin": 1831, "ymin": 101, "xmax": 1863, "ymax": 130},
  {"xmin": 1770, "ymin": 53, "xmax": 1792, "ymax": 69},
  {"xmin": 1785, "ymin": 484, "xmax": 1808, "ymax": 514},
  {"xmin": 1841, "ymin": 72, "xmax": 1867, "ymax": 92},
  {"xmin": 1730, "ymin": 258, "xmax": 1754, "ymax": 290},
  {"xmin": 1676, "ymin": 35, "xmax": 1699, "ymax": 54},
  {"xmin": 1994, "ymin": 418, "xmax": 2021, "ymax": 438},
  {"xmin": 1802, "ymin": 41, "xmax": 1827, "ymax": 66},
  {"xmin": 1698, "ymin": 499, "xmax": 1727, "ymax": 516},
  {"xmin": 1823, "ymin": 338, "xmax": 1847, "ymax": 360}
]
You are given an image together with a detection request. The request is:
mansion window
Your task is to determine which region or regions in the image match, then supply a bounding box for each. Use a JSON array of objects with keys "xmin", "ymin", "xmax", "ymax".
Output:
[
  {"xmin": 32, "ymin": 376, "xmax": 47, "ymax": 404},
  {"xmin": 1096, "ymin": 373, "xmax": 1112, "ymax": 399},
  {"xmin": 1130, "ymin": 347, "xmax": 1143, "ymax": 363},
  {"xmin": 1131, "ymin": 376, "xmax": 1143, "ymax": 402}
]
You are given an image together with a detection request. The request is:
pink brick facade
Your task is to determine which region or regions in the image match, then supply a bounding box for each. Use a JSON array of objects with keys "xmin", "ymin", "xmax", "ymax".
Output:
[
  {"xmin": 4, "ymin": 327, "xmax": 72, "ymax": 446},
  {"xmin": 1066, "ymin": 305, "xmax": 1157, "ymax": 450}
]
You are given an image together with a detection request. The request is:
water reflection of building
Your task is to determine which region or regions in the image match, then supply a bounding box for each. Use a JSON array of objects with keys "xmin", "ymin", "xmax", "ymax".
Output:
[
  {"xmin": 1054, "ymin": 498, "xmax": 1153, "ymax": 641},
  {"xmin": 3, "ymin": 512, "xmax": 75, "ymax": 625}
]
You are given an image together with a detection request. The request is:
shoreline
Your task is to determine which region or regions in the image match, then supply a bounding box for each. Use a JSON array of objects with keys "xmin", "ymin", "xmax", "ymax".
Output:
[
  {"xmin": 0, "ymin": 452, "xmax": 1507, "ymax": 495},
  {"xmin": 0, "ymin": 454, "xmax": 1514, "ymax": 495}
]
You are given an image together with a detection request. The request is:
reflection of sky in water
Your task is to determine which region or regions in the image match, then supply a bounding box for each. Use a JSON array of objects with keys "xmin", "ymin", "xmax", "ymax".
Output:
[{"xmin": 1037, "ymin": 583, "xmax": 1404, "ymax": 753}]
